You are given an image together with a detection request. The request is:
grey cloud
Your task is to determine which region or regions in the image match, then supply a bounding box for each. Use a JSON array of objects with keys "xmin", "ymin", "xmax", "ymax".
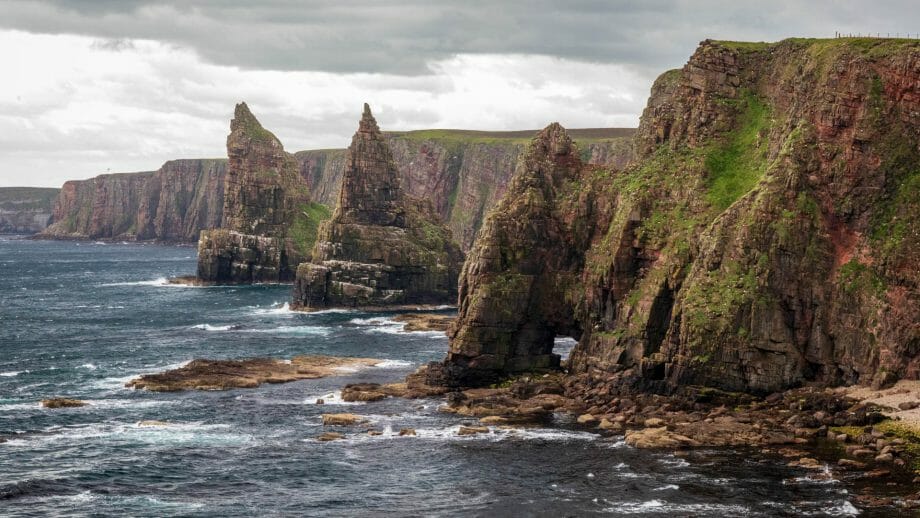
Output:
[{"xmin": 6, "ymin": 0, "xmax": 920, "ymax": 74}]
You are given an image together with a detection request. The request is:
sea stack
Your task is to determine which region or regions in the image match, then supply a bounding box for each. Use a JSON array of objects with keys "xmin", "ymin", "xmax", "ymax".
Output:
[
  {"xmin": 196, "ymin": 103, "xmax": 313, "ymax": 283},
  {"xmin": 291, "ymin": 104, "xmax": 462, "ymax": 309}
]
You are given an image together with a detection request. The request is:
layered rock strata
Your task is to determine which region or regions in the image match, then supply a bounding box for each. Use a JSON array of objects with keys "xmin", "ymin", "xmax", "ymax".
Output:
[
  {"xmin": 428, "ymin": 38, "xmax": 920, "ymax": 394},
  {"xmin": 39, "ymin": 160, "xmax": 225, "ymax": 242},
  {"xmin": 42, "ymin": 130, "xmax": 633, "ymax": 250},
  {"xmin": 300, "ymin": 129, "xmax": 634, "ymax": 250},
  {"xmin": 291, "ymin": 105, "xmax": 463, "ymax": 309},
  {"xmin": 195, "ymin": 103, "xmax": 313, "ymax": 284},
  {"xmin": 0, "ymin": 187, "xmax": 58, "ymax": 234}
]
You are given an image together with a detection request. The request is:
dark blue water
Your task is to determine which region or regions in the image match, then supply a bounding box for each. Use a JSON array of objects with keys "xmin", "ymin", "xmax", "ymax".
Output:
[{"xmin": 0, "ymin": 237, "xmax": 861, "ymax": 516}]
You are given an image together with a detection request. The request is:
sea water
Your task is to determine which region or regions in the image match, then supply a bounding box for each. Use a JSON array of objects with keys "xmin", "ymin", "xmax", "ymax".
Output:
[{"xmin": 0, "ymin": 237, "xmax": 862, "ymax": 516}]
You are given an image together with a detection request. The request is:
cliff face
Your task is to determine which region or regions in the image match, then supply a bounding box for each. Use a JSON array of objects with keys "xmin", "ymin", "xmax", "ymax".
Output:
[
  {"xmin": 196, "ymin": 103, "xmax": 315, "ymax": 284},
  {"xmin": 298, "ymin": 130, "xmax": 634, "ymax": 250},
  {"xmin": 433, "ymin": 38, "xmax": 920, "ymax": 394},
  {"xmin": 40, "ymin": 160, "xmax": 226, "ymax": 242},
  {"xmin": 292, "ymin": 105, "xmax": 463, "ymax": 309},
  {"xmin": 0, "ymin": 187, "xmax": 59, "ymax": 234},
  {"xmin": 42, "ymin": 129, "xmax": 633, "ymax": 251}
]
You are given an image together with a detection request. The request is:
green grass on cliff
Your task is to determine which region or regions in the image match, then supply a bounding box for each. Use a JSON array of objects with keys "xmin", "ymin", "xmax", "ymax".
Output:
[
  {"xmin": 289, "ymin": 202, "xmax": 332, "ymax": 256},
  {"xmin": 704, "ymin": 93, "xmax": 771, "ymax": 211}
]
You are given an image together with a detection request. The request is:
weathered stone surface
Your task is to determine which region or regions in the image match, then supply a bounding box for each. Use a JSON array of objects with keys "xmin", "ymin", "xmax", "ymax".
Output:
[
  {"xmin": 41, "ymin": 398, "xmax": 87, "ymax": 408},
  {"xmin": 125, "ymin": 355, "xmax": 381, "ymax": 392},
  {"xmin": 196, "ymin": 103, "xmax": 313, "ymax": 284},
  {"xmin": 40, "ymin": 160, "xmax": 226, "ymax": 242},
  {"xmin": 392, "ymin": 313, "xmax": 455, "ymax": 332},
  {"xmin": 299, "ymin": 129, "xmax": 635, "ymax": 251},
  {"xmin": 291, "ymin": 105, "xmax": 463, "ymax": 309},
  {"xmin": 0, "ymin": 187, "xmax": 58, "ymax": 234},
  {"xmin": 428, "ymin": 38, "xmax": 920, "ymax": 395},
  {"xmin": 196, "ymin": 229, "xmax": 290, "ymax": 284},
  {"xmin": 322, "ymin": 413, "xmax": 363, "ymax": 426},
  {"xmin": 429, "ymin": 123, "xmax": 589, "ymax": 386}
]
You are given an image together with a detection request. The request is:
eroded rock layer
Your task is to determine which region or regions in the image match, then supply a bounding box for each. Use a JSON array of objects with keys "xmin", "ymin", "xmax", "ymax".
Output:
[
  {"xmin": 40, "ymin": 160, "xmax": 226, "ymax": 242},
  {"xmin": 0, "ymin": 187, "xmax": 58, "ymax": 234},
  {"xmin": 300, "ymin": 130, "xmax": 634, "ymax": 250},
  {"xmin": 292, "ymin": 105, "xmax": 463, "ymax": 309},
  {"xmin": 431, "ymin": 38, "xmax": 920, "ymax": 394},
  {"xmin": 196, "ymin": 103, "xmax": 313, "ymax": 284}
]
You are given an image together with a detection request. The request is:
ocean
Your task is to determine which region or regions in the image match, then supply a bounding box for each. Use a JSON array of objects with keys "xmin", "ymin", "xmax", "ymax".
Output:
[{"xmin": 0, "ymin": 237, "xmax": 862, "ymax": 516}]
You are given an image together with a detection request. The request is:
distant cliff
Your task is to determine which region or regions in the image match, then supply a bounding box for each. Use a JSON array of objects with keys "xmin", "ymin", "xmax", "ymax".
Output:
[
  {"xmin": 40, "ymin": 160, "xmax": 226, "ymax": 242},
  {"xmin": 298, "ymin": 129, "xmax": 634, "ymax": 250},
  {"xmin": 41, "ymin": 129, "xmax": 633, "ymax": 247},
  {"xmin": 0, "ymin": 187, "xmax": 59, "ymax": 234}
]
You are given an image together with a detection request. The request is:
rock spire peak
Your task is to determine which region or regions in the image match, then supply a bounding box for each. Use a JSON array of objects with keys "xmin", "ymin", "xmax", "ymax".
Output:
[{"xmin": 359, "ymin": 103, "xmax": 380, "ymax": 134}]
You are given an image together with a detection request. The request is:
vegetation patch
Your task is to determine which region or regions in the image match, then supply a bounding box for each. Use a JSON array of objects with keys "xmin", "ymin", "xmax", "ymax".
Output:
[
  {"xmin": 703, "ymin": 92, "xmax": 772, "ymax": 211},
  {"xmin": 289, "ymin": 202, "xmax": 332, "ymax": 256}
]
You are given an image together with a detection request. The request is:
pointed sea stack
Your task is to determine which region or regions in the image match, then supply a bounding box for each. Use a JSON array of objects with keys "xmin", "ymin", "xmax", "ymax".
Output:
[
  {"xmin": 196, "ymin": 103, "xmax": 313, "ymax": 283},
  {"xmin": 423, "ymin": 123, "xmax": 587, "ymax": 387},
  {"xmin": 291, "ymin": 104, "xmax": 463, "ymax": 309}
]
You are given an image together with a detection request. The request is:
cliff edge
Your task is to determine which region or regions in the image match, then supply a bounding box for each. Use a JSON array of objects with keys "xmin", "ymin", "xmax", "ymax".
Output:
[{"xmin": 428, "ymin": 38, "xmax": 920, "ymax": 395}]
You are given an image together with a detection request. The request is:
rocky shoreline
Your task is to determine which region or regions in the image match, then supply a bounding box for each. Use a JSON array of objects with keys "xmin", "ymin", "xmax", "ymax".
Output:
[{"xmin": 325, "ymin": 367, "xmax": 920, "ymax": 511}]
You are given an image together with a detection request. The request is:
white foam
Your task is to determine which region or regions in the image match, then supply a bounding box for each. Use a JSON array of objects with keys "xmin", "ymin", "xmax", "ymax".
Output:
[
  {"xmin": 307, "ymin": 308, "xmax": 356, "ymax": 315},
  {"xmin": 349, "ymin": 316, "xmax": 447, "ymax": 337},
  {"xmin": 191, "ymin": 324, "xmax": 235, "ymax": 332},
  {"xmin": 331, "ymin": 424, "xmax": 599, "ymax": 443},
  {"xmin": 304, "ymin": 390, "xmax": 364, "ymax": 406},
  {"xmin": 4, "ymin": 421, "xmax": 252, "ymax": 448},
  {"xmin": 601, "ymin": 500, "xmax": 752, "ymax": 515},
  {"xmin": 246, "ymin": 325, "xmax": 331, "ymax": 336},
  {"xmin": 0, "ymin": 370, "xmax": 26, "ymax": 377},
  {"xmin": 100, "ymin": 277, "xmax": 169, "ymax": 287},
  {"xmin": 79, "ymin": 363, "xmax": 98, "ymax": 370},
  {"xmin": 652, "ymin": 484, "xmax": 680, "ymax": 491},
  {"xmin": 39, "ymin": 490, "xmax": 205, "ymax": 511},
  {"xmin": 374, "ymin": 359, "xmax": 413, "ymax": 368},
  {"xmin": 250, "ymin": 302, "xmax": 294, "ymax": 316}
]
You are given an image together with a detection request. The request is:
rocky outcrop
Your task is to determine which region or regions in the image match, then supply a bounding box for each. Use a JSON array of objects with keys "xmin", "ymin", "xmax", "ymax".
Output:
[
  {"xmin": 196, "ymin": 103, "xmax": 316, "ymax": 284},
  {"xmin": 291, "ymin": 105, "xmax": 463, "ymax": 309},
  {"xmin": 39, "ymin": 160, "xmax": 226, "ymax": 241},
  {"xmin": 430, "ymin": 38, "xmax": 920, "ymax": 395},
  {"xmin": 300, "ymin": 129, "xmax": 634, "ymax": 250},
  {"xmin": 0, "ymin": 187, "xmax": 58, "ymax": 234},
  {"xmin": 125, "ymin": 355, "xmax": 382, "ymax": 392}
]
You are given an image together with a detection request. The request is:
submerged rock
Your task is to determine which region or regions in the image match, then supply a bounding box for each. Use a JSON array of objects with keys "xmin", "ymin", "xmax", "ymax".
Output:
[
  {"xmin": 125, "ymin": 356, "xmax": 381, "ymax": 392},
  {"xmin": 291, "ymin": 104, "xmax": 463, "ymax": 310},
  {"xmin": 40, "ymin": 398, "xmax": 87, "ymax": 408},
  {"xmin": 322, "ymin": 413, "xmax": 364, "ymax": 426},
  {"xmin": 392, "ymin": 313, "xmax": 455, "ymax": 333},
  {"xmin": 316, "ymin": 432, "xmax": 345, "ymax": 442}
]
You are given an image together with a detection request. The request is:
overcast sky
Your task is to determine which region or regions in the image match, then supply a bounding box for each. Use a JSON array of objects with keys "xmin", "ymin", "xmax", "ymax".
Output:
[{"xmin": 2, "ymin": 0, "xmax": 919, "ymax": 187}]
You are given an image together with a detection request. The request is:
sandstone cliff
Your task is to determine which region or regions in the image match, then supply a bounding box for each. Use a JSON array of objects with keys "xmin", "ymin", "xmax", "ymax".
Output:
[
  {"xmin": 299, "ymin": 129, "xmax": 633, "ymax": 250},
  {"xmin": 42, "ymin": 129, "xmax": 632, "ymax": 250},
  {"xmin": 39, "ymin": 160, "xmax": 226, "ymax": 242},
  {"xmin": 0, "ymin": 187, "xmax": 58, "ymax": 234},
  {"xmin": 292, "ymin": 104, "xmax": 463, "ymax": 309},
  {"xmin": 432, "ymin": 38, "xmax": 920, "ymax": 395},
  {"xmin": 196, "ymin": 103, "xmax": 318, "ymax": 284}
]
